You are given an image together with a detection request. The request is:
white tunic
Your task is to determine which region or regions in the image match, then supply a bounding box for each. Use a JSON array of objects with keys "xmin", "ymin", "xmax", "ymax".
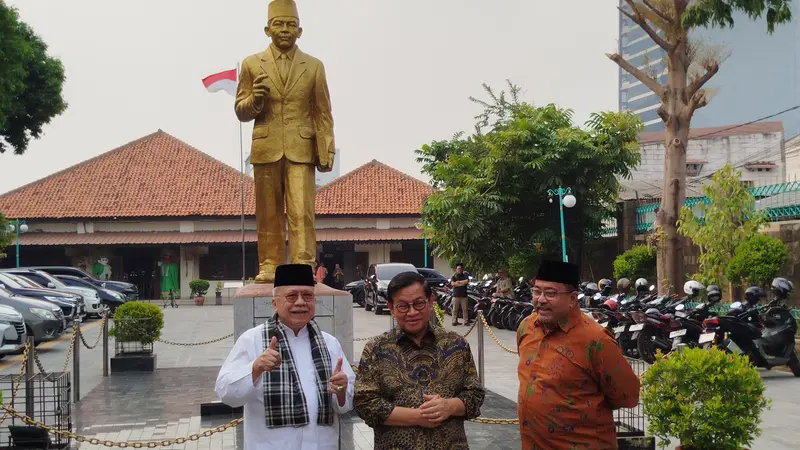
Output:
[{"xmin": 215, "ymin": 323, "xmax": 355, "ymax": 450}]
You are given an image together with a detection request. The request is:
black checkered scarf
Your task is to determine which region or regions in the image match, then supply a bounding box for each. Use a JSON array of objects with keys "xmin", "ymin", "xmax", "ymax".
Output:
[{"xmin": 262, "ymin": 314, "xmax": 334, "ymax": 428}]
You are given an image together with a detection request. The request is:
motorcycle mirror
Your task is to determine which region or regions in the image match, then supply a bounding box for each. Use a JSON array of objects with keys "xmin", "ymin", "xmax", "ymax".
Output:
[
  {"xmin": 649, "ymin": 285, "xmax": 655, "ymax": 292},
  {"xmin": 729, "ymin": 301, "xmax": 743, "ymax": 310},
  {"xmin": 675, "ymin": 304, "xmax": 685, "ymax": 311}
]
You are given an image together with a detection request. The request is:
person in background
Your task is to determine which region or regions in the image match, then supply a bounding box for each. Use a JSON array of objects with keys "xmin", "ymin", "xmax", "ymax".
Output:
[
  {"xmin": 333, "ymin": 264, "xmax": 344, "ymax": 290},
  {"xmin": 315, "ymin": 262, "xmax": 326, "ymax": 285},
  {"xmin": 354, "ymin": 271, "xmax": 484, "ymax": 449},
  {"xmin": 449, "ymin": 263, "xmax": 471, "ymax": 326},
  {"xmin": 516, "ymin": 260, "xmax": 640, "ymax": 449},
  {"xmin": 355, "ymin": 264, "xmax": 365, "ymax": 281},
  {"xmin": 215, "ymin": 264, "xmax": 355, "ymax": 450},
  {"xmin": 493, "ymin": 269, "xmax": 513, "ymax": 299}
]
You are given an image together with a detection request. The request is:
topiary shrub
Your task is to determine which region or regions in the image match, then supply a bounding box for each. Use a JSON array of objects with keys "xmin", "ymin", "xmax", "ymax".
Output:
[
  {"xmin": 189, "ymin": 279, "xmax": 210, "ymax": 297},
  {"xmin": 111, "ymin": 301, "xmax": 165, "ymax": 345},
  {"xmin": 725, "ymin": 233, "xmax": 789, "ymax": 288},
  {"xmin": 432, "ymin": 303, "xmax": 445, "ymax": 328},
  {"xmin": 641, "ymin": 347, "xmax": 769, "ymax": 450},
  {"xmin": 613, "ymin": 244, "xmax": 656, "ymax": 280}
]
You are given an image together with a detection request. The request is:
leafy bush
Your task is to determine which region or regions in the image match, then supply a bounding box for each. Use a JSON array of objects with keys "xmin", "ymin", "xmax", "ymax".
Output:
[
  {"xmin": 215, "ymin": 281, "xmax": 224, "ymax": 293},
  {"xmin": 641, "ymin": 347, "xmax": 769, "ymax": 450},
  {"xmin": 111, "ymin": 301, "xmax": 164, "ymax": 344},
  {"xmin": 432, "ymin": 303, "xmax": 445, "ymax": 328},
  {"xmin": 613, "ymin": 245, "xmax": 656, "ymax": 280},
  {"xmin": 725, "ymin": 234, "xmax": 789, "ymax": 287},
  {"xmin": 189, "ymin": 279, "xmax": 210, "ymax": 296}
]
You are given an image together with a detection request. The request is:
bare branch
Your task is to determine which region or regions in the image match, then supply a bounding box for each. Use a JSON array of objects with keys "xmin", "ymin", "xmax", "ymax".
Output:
[
  {"xmin": 606, "ymin": 53, "xmax": 666, "ymax": 97},
  {"xmin": 688, "ymin": 89, "xmax": 709, "ymax": 113},
  {"xmin": 687, "ymin": 62, "xmax": 719, "ymax": 99},
  {"xmin": 618, "ymin": 6, "xmax": 674, "ymax": 52},
  {"xmin": 640, "ymin": 0, "xmax": 672, "ymax": 24}
]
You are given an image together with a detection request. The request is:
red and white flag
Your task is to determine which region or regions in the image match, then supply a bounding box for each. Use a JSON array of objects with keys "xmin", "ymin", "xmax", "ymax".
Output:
[{"xmin": 202, "ymin": 69, "xmax": 237, "ymax": 96}]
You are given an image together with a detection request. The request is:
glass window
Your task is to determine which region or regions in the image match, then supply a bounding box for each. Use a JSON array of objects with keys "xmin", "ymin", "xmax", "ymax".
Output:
[
  {"xmin": 639, "ymin": 108, "xmax": 661, "ymax": 124},
  {"xmin": 623, "ymin": 37, "xmax": 659, "ymax": 57},
  {"xmin": 625, "ymin": 94, "xmax": 660, "ymax": 113}
]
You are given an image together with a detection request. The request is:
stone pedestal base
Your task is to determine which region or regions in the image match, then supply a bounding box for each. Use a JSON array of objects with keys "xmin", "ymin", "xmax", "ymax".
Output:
[
  {"xmin": 111, "ymin": 353, "xmax": 157, "ymax": 373},
  {"xmin": 233, "ymin": 283, "xmax": 354, "ymax": 362}
]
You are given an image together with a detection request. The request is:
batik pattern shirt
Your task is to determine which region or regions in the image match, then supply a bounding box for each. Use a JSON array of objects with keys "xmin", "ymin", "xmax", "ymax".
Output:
[
  {"xmin": 354, "ymin": 326, "xmax": 485, "ymax": 450},
  {"xmin": 516, "ymin": 308, "xmax": 640, "ymax": 449}
]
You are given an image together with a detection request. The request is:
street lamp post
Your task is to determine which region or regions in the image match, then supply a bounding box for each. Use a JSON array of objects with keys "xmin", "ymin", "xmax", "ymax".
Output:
[
  {"xmin": 7, "ymin": 219, "xmax": 28, "ymax": 268},
  {"xmin": 546, "ymin": 187, "xmax": 576, "ymax": 263}
]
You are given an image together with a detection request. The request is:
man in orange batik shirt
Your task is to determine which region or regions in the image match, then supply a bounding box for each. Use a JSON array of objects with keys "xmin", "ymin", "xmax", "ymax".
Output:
[{"xmin": 516, "ymin": 260, "xmax": 640, "ymax": 449}]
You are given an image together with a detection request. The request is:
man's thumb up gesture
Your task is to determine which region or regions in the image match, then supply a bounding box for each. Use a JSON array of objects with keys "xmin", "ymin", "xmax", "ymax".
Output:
[
  {"xmin": 327, "ymin": 357, "xmax": 347, "ymax": 395},
  {"xmin": 253, "ymin": 336, "xmax": 282, "ymax": 380}
]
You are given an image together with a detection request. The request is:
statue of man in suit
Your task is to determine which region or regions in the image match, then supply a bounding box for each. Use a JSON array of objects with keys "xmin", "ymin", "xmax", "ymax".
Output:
[{"xmin": 235, "ymin": 0, "xmax": 335, "ymax": 283}]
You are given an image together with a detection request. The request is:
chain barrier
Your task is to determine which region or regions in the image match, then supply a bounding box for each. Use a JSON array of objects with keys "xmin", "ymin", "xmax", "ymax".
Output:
[
  {"xmin": 0, "ymin": 402, "xmax": 243, "ymax": 448},
  {"xmin": 33, "ymin": 321, "xmax": 79, "ymax": 382},
  {"xmin": 460, "ymin": 318, "xmax": 478, "ymax": 338},
  {"xmin": 478, "ymin": 313, "xmax": 518, "ymax": 354},
  {"xmin": 80, "ymin": 313, "xmax": 109, "ymax": 350},
  {"xmin": 156, "ymin": 333, "xmax": 233, "ymax": 346}
]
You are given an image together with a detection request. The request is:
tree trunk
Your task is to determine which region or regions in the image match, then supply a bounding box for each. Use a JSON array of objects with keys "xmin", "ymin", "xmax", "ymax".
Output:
[{"xmin": 655, "ymin": 35, "xmax": 691, "ymax": 295}]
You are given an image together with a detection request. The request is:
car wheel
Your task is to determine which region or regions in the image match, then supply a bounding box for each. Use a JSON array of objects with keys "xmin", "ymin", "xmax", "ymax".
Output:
[
  {"xmin": 374, "ymin": 304, "xmax": 381, "ymax": 315},
  {"xmin": 356, "ymin": 290, "xmax": 366, "ymax": 307}
]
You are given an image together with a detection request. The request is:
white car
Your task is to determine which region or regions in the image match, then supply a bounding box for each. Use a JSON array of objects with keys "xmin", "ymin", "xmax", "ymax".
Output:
[
  {"xmin": 0, "ymin": 305, "xmax": 26, "ymax": 356},
  {"xmin": 4, "ymin": 269, "xmax": 104, "ymax": 318}
]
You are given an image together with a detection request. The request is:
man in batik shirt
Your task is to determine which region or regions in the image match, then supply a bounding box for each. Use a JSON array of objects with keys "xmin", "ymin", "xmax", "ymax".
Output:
[{"xmin": 517, "ymin": 260, "xmax": 640, "ymax": 449}]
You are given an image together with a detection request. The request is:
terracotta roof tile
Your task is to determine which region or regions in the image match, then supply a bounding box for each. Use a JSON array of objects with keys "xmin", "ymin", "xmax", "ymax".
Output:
[
  {"xmin": 0, "ymin": 130, "xmax": 258, "ymax": 219},
  {"xmin": 17, "ymin": 228, "xmax": 423, "ymax": 246},
  {"xmin": 639, "ymin": 121, "xmax": 784, "ymax": 145},
  {"xmin": 0, "ymin": 131, "xmax": 432, "ymax": 219},
  {"xmin": 315, "ymin": 160, "xmax": 432, "ymax": 215}
]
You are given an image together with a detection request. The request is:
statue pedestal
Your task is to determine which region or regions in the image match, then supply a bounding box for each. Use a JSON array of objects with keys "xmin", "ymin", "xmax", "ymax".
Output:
[{"xmin": 232, "ymin": 283, "xmax": 354, "ymax": 362}]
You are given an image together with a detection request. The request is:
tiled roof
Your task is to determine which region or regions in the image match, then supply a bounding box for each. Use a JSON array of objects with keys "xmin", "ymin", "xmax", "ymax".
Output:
[
  {"xmin": 315, "ymin": 160, "xmax": 433, "ymax": 215},
  {"xmin": 16, "ymin": 228, "xmax": 422, "ymax": 246},
  {"xmin": 0, "ymin": 130, "xmax": 258, "ymax": 219},
  {"xmin": 744, "ymin": 161, "xmax": 777, "ymax": 166},
  {"xmin": 0, "ymin": 131, "xmax": 433, "ymax": 219},
  {"xmin": 639, "ymin": 121, "xmax": 784, "ymax": 144}
]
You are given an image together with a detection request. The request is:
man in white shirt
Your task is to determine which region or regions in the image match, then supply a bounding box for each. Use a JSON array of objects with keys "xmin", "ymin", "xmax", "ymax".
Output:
[{"xmin": 215, "ymin": 264, "xmax": 355, "ymax": 449}]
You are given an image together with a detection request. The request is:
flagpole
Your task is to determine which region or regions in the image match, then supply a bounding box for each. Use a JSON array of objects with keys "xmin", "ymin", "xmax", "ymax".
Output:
[{"xmin": 237, "ymin": 62, "xmax": 246, "ymax": 283}]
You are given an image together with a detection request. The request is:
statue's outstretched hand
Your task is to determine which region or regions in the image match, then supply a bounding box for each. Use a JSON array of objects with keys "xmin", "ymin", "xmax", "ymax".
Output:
[{"xmin": 252, "ymin": 74, "xmax": 270, "ymax": 106}]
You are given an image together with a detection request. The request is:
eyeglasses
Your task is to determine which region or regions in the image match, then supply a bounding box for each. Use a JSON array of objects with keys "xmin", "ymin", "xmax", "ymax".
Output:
[
  {"xmin": 393, "ymin": 299, "xmax": 428, "ymax": 313},
  {"xmin": 282, "ymin": 291, "xmax": 315, "ymax": 304},
  {"xmin": 531, "ymin": 288, "xmax": 574, "ymax": 301}
]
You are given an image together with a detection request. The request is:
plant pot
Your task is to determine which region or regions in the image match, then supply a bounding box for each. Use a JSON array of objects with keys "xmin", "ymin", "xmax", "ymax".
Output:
[
  {"xmin": 195, "ymin": 296, "xmax": 205, "ymax": 306},
  {"xmin": 215, "ymin": 291, "xmax": 222, "ymax": 305}
]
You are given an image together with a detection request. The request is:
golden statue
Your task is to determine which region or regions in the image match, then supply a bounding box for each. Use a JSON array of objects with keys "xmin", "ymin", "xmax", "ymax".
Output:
[{"xmin": 235, "ymin": 0, "xmax": 335, "ymax": 283}]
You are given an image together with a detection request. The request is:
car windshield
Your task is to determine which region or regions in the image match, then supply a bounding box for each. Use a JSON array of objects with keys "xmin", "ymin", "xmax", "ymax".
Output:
[
  {"xmin": 0, "ymin": 274, "xmax": 24, "ymax": 289},
  {"xmin": 0, "ymin": 285, "xmax": 14, "ymax": 297},
  {"xmin": 376, "ymin": 265, "xmax": 416, "ymax": 280},
  {"xmin": 11, "ymin": 275, "xmax": 41, "ymax": 289}
]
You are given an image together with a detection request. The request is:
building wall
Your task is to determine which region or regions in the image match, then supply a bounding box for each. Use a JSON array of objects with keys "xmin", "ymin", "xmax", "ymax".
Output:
[
  {"xmin": 787, "ymin": 136, "xmax": 800, "ymax": 182},
  {"xmin": 623, "ymin": 131, "xmax": 785, "ymax": 198}
]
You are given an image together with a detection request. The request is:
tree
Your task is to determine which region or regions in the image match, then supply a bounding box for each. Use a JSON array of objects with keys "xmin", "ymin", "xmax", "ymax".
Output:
[
  {"xmin": 416, "ymin": 82, "xmax": 642, "ymax": 276},
  {"xmin": 607, "ymin": 0, "xmax": 792, "ymax": 294},
  {"xmin": 0, "ymin": 211, "xmax": 10, "ymax": 260},
  {"xmin": 677, "ymin": 164, "xmax": 766, "ymax": 286},
  {"xmin": 725, "ymin": 233, "xmax": 789, "ymax": 288},
  {"xmin": 0, "ymin": 3, "xmax": 67, "ymax": 154},
  {"xmin": 613, "ymin": 244, "xmax": 657, "ymax": 281}
]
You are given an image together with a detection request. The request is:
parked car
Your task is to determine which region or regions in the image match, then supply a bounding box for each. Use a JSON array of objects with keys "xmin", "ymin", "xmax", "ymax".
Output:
[
  {"xmin": 0, "ymin": 304, "xmax": 27, "ymax": 358},
  {"xmin": 343, "ymin": 280, "xmax": 366, "ymax": 307},
  {"xmin": 0, "ymin": 286, "xmax": 65, "ymax": 344},
  {"xmin": 1, "ymin": 269, "xmax": 93, "ymax": 319},
  {"xmin": 30, "ymin": 266, "xmax": 139, "ymax": 300},
  {"xmin": 0, "ymin": 273, "xmax": 83, "ymax": 324},
  {"xmin": 417, "ymin": 268, "xmax": 449, "ymax": 288},
  {"xmin": 54, "ymin": 275, "xmax": 124, "ymax": 314},
  {"xmin": 364, "ymin": 263, "xmax": 418, "ymax": 315}
]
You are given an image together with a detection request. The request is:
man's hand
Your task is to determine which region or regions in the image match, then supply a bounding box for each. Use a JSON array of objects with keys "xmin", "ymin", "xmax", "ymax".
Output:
[
  {"xmin": 328, "ymin": 357, "xmax": 348, "ymax": 393},
  {"xmin": 252, "ymin": 336, "xmax": 281, "ymax": 382},
  {"xmin": 251, "ymin": 74, "xmax": 270, "ymax": 106},
  {"xmin": 419, "ymin": 394, "xmax": 453, "ymax": 425}
]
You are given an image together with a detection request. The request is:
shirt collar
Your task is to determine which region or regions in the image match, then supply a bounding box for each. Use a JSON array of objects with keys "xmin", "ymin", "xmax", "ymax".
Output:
[
  {"xmin": 533, "ymin": 306, "xmax": 581, "ymax": 334},
  {"xmin": 279, "ymin": 320, "xmax": 308, "ymax": 338},
  {"xmin": 394, "ymin": 323, "xmax": 436, "ymax": 346},
  {"xmin": 270, "ymin": 44, "xmax": 297, "ymax": 61}
]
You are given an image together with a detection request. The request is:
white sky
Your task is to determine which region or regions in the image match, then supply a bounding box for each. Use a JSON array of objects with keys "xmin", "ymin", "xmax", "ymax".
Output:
[{"xmin": 0, "ymin": 0, "xmax": 620, "ymax": 194}]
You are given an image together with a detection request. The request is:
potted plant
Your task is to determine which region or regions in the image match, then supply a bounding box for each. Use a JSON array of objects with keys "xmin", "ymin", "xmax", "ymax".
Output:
[
  {"xmin": 190, "ymin": 279, "xmax": 210, "ymax": 306},
  {"xmin": 110, "ymin": 301, "xmax": 165, "ymax": 373},
  {"xmin": 215, "ymin": 281, "xmax": 224, "ymax": 305},
  {"xmin": 641, "ymin": 347, "xmax": 769, "ymax": 450}
]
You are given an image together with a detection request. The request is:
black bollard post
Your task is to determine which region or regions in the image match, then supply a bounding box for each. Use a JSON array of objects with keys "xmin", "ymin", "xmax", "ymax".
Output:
[
  {"xmin": 73, "ymin": 326, "xmax": 80, "ymax": 403},
  {"xmin": 103, "ymin": 313, "xmax": 109, "ymax": 377},
  {"xmin": 25, "ymin": 336, "xmax": 35, "ymax": 417}
]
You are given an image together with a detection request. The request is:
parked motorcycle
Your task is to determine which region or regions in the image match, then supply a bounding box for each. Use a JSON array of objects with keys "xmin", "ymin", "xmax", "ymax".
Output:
[{"xmin": 701, "ymin": 278, "xmax": 800, "ymax": 376}]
